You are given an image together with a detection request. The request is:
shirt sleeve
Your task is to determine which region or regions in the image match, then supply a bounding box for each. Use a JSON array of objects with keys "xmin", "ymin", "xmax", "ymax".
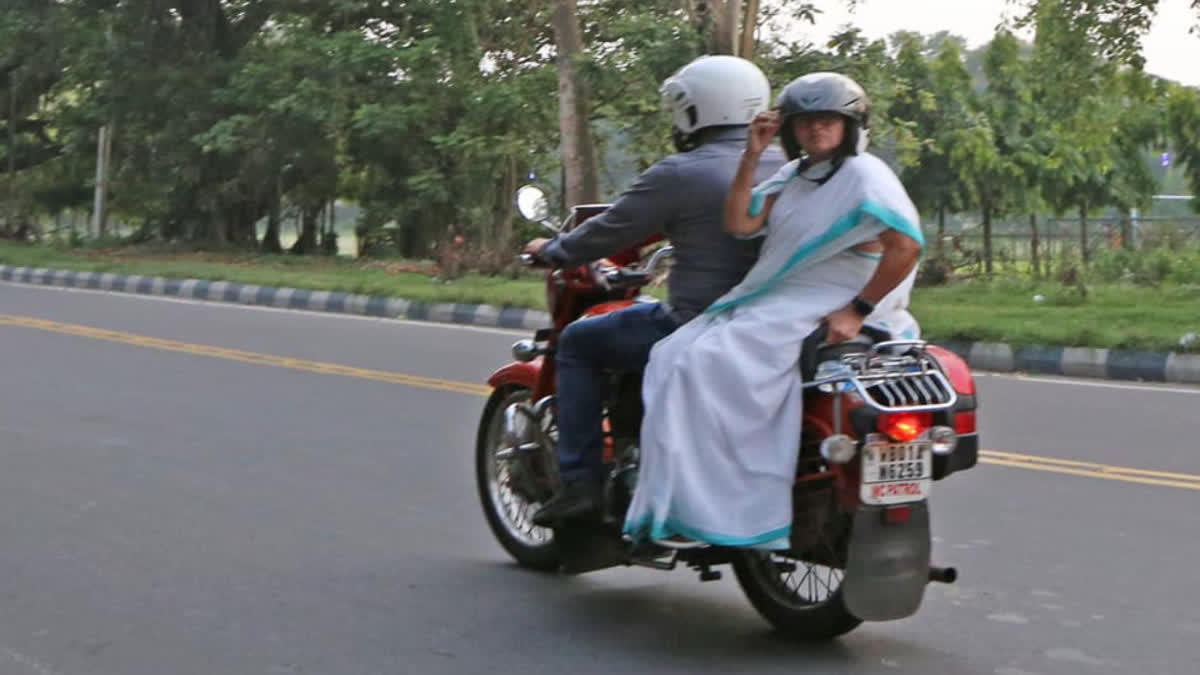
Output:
[{"xmin": 541, "ymin": 160, "xmax": 679, "ymax": 267}]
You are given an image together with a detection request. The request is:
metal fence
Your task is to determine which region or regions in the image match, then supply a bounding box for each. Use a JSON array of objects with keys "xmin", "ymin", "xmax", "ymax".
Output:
[{"xmin": 926, "ymin": 216, "xmax": 1200, "ymax": 277}]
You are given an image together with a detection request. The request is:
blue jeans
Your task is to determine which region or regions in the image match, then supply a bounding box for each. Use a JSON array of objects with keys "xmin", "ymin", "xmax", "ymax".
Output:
[{"xmin": 555, "ymin": 303, "xmax": 679, "ymax": 483}]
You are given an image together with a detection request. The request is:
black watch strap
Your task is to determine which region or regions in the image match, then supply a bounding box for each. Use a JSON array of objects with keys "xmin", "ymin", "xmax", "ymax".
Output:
[{"xmin": 850, "ymin": 295, "xmax": 875, "ymax": 318}]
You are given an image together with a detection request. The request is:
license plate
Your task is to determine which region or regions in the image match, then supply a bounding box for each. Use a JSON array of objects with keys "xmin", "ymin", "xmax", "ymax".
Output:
[{"xmin": 860, "ymin": 441, "xmax": 932, "ymax": 505}]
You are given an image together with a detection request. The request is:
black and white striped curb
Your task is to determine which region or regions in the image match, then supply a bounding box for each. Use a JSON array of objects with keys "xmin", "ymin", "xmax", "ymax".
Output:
[
  {"xmin": 3, "ymin": 263, "xmax": 1198, "ymax": 385},
  {"xmin": 0, "ymin": 264, "xmax": 550, "ymax": 330},
  {"xmin": 932, "ymin": 341, "xmax": 1200, "ymax": 385}
]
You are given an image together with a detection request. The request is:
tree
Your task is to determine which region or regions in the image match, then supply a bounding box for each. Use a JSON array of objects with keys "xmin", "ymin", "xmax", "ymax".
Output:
[
  {"xmin": 946, "ymin": 30, "xmax": 1031, "ymax": 275},
  {"xmin": 1025, "ymin": 0, "xmax": 1141, "ymax": 267},
  {"xmin": 552, "ymin": 0, "xmax": 601, "ymax": 206},
  {"xmin": 1014, "ymin": 0, "xmax": 1200, "ymax": 69},
  {"xmin": 1, "ymin": 0, "xmax": 69, "ymax": 235},
  {"xmin": 1167, "ymin": 85, "xmax": 1200, "ymax": 212},
  {"xmin": 1105, "ymin": 69, "xmax": 1168, "ymax": 249},
  {"xmin": 890, "ymin": 33, "xmax": 973, "ymax": 262}
]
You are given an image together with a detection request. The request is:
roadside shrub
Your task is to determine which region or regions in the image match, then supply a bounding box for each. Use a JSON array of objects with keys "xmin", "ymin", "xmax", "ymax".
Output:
[{"xmin": 1089, "ymin": 246, "xmax": 1200, "ymax": 285}]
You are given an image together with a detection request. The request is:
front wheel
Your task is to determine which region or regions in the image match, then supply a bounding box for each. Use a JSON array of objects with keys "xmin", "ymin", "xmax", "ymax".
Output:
[
  {"xmin": 476, "ymin": 386, "xmax": 560, "ymax": 571},
  {"xmin": 732, "ymin": 548, "xmax": 862, "ymax": 641}
]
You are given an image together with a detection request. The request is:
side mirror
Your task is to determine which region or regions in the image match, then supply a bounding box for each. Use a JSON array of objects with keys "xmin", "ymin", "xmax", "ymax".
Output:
[{"xmin": 515, "ymin": 185, "xmax": 551, "ymax": 223}]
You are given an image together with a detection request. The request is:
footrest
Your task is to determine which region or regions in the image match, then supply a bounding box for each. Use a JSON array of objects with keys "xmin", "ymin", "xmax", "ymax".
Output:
[{"xmin": 555, "ymin": 524, "xmax": 629, "ymax": 575}]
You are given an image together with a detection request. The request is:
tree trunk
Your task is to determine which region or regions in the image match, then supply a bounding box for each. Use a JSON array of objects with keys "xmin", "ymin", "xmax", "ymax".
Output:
[
  {"xmin": 936, "ymin": 206, "xmax": 946, "ymax": 260},
  {"xmin": 290, "ymin": 204, "xmax": 320, "ymax": 254},
  {"xmin": 260, "ymin": 177, "xmax": 283, "ymax": 253},
  {"xmin": 99, "ymin": 122, "xmax": 113, "ymax": 236},
  {"xmin": 5, "ymin": 68, "xmax": 15, "ymax": 235},
  {"xmin": 320, "ymin": 200, "xmax": 338, "ymax": 254},
  {"xmin": 91, "ymin": 124, "xmax": 112, "ymax": 238},
  {"xmin": 498, "ymin": 156, "xmax": 517, "ymax": 252},
  {"xmin": 982, "ymin": 201, "xmax": 994, "ymax": 275},
  {"xmin": 225, "ymin": 199, "xmax": 260, "ymax": 246},
  {"xmin": 202, "ymin": 215, "xmax": 226, "ymax": 246},
  {"xmin": 710, "ymin": 0, "xmax": 739, "ymax": 54},
  {"xmin": 1030, "ymin": 212, "xmax": 1041, "ymax": 280},
  {"xmin": 1078, "ymin": 202, "xmax": 1089, "ymax": 266},
  {"xmin": 551, "ymin": 0, "xmax": 601, "ymax": 206},
  {"xmin": 739, "ymin": 0, "xmax": 760, "ymax": 58},
  {"xmin": 1119, "ymin": 208, "xmax": 1133, "ymax": 250},
  {"xmin": 401, "ymin": 223, "xmax": 421, "ymax": 260}
]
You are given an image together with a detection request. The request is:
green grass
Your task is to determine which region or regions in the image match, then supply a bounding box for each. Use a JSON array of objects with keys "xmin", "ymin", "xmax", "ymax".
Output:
[
  {"xmin": 2, "ymin": 241, "xmax": 1198, "ymax": 353},
  {"xmin": 0, "ymin": 241, "xmax": 546, "ymax": 309},
  {"xmin": 912, "ymin": 278, "xmax": 1200, "ymax": 353}
]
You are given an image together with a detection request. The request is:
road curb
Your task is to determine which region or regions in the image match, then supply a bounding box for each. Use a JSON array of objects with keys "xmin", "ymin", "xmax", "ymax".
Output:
[
  {"xmin": 0, "ymin": 264, "xmax": 552, "ymax": 331},
  {"xmin": 3, "ymin": 264, "xmax": 1198, "ymax": 386}
]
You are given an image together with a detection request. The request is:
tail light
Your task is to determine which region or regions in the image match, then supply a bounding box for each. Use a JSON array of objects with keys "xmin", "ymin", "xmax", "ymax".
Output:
[
  {"xmin": 877, "ymin": 412, "xmax": 933, "ymax": 442},
  {"xmin": 954, "ymin": 410, "xmax": 977, "ymax": 435}
]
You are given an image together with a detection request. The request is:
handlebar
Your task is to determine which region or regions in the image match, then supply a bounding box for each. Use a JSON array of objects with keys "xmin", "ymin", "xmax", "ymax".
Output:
[
  {"xmin": 596, "ymin": 245, "xmax": 673, "ymax": 289},
  {"xmin": 517, "ymin": 246, "xmax": 675, "ymax": 289}
]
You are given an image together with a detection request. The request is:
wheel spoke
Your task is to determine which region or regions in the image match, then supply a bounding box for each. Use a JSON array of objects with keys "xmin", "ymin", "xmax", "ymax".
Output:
[
  {"xmin": 812, "ymin": 566, "xmax": 833, "ymax": 597},
  {"xmin": 484, "ymin": 391, "xmax": 555, "ymax": 549},
  {"xmin": 754, "ymin": 516, "xmax": 847, "ymax": 608}
]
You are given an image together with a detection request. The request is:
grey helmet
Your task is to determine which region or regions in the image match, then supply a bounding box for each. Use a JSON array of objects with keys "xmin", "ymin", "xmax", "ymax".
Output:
[{"xmin": 776, "ymin": 72, "xmax": 871, "ymax": 161}]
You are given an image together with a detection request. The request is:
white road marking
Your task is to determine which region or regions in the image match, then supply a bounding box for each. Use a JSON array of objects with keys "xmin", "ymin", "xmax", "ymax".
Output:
[{"xmin": 977, "ymin": 371, "xmax": 1200, "ymax": 394}]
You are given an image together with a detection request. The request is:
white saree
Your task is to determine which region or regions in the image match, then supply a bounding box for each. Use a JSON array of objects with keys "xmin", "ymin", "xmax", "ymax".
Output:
[{"xmin": 623, "ymin": 153, "xmax": 924, "ymax": 549}]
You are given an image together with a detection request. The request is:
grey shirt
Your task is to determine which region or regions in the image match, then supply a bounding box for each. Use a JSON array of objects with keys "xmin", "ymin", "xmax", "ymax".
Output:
[{"xmin": 542, "ymin": 127, "xmax": 787, "ymax": 323}]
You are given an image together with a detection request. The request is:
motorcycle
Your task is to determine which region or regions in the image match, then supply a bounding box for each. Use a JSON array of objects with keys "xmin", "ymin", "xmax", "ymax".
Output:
[{"xmin": 475, "ymin": 185, "xmax": 980, "ymax": 640}]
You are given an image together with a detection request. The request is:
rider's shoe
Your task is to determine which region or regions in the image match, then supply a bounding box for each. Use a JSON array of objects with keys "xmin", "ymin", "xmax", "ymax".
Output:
[{"xmin": 532, "ymin": 480, "xmax": 602, "ymax": 527}]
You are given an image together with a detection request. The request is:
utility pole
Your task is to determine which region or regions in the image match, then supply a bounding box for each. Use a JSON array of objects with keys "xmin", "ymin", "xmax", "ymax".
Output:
[
  {"xmin": 91, "ymin": 124, "xmax": 112, "ymax": 238},
  {"xmin": 91, "ymin": 20, "xmax": 115, "ymax": 239},
  {"xmin": 6, "ymin": 67, "xmax": 17, "ymax": 235}
]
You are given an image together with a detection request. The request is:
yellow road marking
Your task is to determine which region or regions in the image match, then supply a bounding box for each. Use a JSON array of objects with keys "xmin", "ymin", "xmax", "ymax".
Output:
[
  {"xmin": 4, "ymin": 313, "xmax": 1200, "ymax": 492},
  {"xmin": 979, "ymin": 457, "xmax": 1200, "ymax": 491},
  {"xmin": 0, "ymin": 314, "xmax": 492, "ymax": 397},
  {"xmin": 980, "ymin": 449, "xmax": 1200, "ymax": 483}
]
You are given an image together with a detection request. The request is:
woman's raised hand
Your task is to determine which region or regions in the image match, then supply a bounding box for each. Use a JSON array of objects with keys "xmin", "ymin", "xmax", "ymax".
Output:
[{"xmin": 747, "ymin": 110, "xmax": 781, "ymax": 156}]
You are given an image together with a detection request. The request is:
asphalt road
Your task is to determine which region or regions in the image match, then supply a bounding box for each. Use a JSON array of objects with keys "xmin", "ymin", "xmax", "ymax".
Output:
[{"xmin": 1, "ymin": 281, "xmax": 1198, "ymax": 675}]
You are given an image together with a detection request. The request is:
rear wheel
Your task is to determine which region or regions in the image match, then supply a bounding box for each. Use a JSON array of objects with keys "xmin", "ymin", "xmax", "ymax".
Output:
[
  {"xmin": 476, "ymin": 386, "xmax": 560, "ymax": 571},
  {"xmin": 732, "ymin": 519, "xmax": 862, "ymax": 640}
]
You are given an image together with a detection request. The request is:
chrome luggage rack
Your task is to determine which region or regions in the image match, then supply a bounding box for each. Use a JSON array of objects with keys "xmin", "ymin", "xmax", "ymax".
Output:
[{"xmin": 803, "ymin": 340, "xmax": 959, "ymax": 413}]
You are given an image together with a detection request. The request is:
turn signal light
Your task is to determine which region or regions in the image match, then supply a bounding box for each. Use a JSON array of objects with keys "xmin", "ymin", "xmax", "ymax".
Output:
[
  {"xmin": 819, "ymin": 434, "xmax": 858, "ymax": 464},
  {"xmin": 877, "ymin": 412, "xmax": 933, "ymax": 442}
]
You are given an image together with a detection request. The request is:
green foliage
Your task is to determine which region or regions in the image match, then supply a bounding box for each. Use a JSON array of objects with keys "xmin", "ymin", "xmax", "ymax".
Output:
[
  {"xmin": 1, "ymin": 0, "xmax": 1197, "ymax": 263},
  {"xmin": 1091, "ymin": 245, "xmax": 1200, "ymax": 284},
  {"xmin": 1167, "ymin": 85, "xmax": 1200, "ymax": 209}
]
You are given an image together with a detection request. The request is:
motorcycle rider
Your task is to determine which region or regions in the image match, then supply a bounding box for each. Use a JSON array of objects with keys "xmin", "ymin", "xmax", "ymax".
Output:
[
  {"xmin": 524, "ymin": 55, "xmax": 787, "ymax": 526},
  {"xmin": 625, "ymin": 72, "xmax": 924, "ymax": 548}
]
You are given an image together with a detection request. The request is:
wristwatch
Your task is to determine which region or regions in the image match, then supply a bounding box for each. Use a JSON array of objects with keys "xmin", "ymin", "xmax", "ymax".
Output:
[{"xmin": 849, "ymin": 295, "xmax": 875, "ymax": 318}]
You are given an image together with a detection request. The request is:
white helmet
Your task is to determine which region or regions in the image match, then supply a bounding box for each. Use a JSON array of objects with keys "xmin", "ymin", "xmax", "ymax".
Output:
[{"xmin": 660, "ymin": 55, "xmax": 770, "ymax": 145}]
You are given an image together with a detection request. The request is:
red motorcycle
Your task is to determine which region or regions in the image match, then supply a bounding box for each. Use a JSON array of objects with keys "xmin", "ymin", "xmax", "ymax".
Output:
[{"xmin": 476, "ymin": 186, "xmax": 980, "ymax": 640}]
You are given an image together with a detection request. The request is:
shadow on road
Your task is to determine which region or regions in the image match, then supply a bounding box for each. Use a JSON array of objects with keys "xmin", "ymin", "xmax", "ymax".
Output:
[{"xmin": 398, "ymin": 558, "xmax": 947, "ymax": 673}]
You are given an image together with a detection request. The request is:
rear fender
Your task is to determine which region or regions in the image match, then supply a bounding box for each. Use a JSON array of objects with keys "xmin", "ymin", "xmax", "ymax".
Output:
[
  {"xmin": 843, "ymin": 501, "xmax": 931, "ymax": 621},
  {"xmin": 487, "ymin": 359, "xmax": 543, "ymax": 391},
  {"xmin": 927, "ymin": 345, "xmax": 975, "ymax": 395},
  {"xmin": 926, "ymin": 346, "xmax": 979, "ymax": 476}
]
